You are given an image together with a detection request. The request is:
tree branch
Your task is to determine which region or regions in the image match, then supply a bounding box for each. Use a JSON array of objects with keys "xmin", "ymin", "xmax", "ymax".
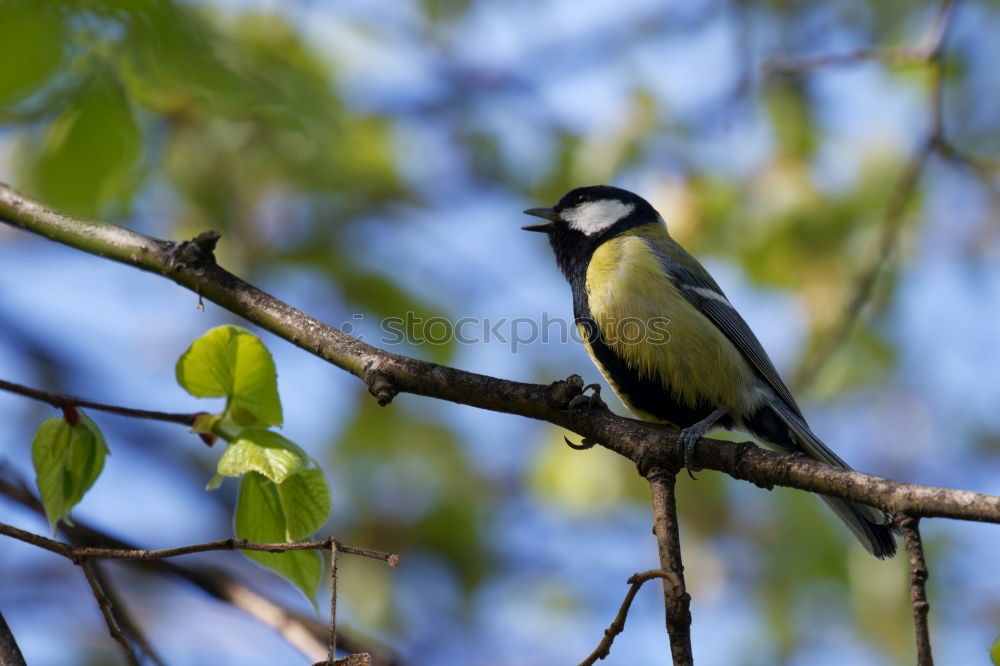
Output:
[
  {"xmin": 0, "ymin": 518, "xmax": 400, "ymax": 660},
  {"xmin": 81, "ymin": 559, "xmax": 139, "ymax": 666},
  {"xmin": 767, "ymin": 0, "xmax": 998, "ymax": 388},
  {"xmin": 793, "ymin": 136, "xmax": 934, "ymax": 388},
  {"xmin": 899, "ymin": 515, "xmax": 934, "ymax": 665},
  {"xmin": 0, "ymin": 378, "xmax": 199, "ymax": 427},
  {"xmin": 89, "ymin": 561, "xmax": 167, "ymax": 666},
  {"xmin": 0, "ymin": 470, "xmax": 404, "ymax": 666},
  {"xmin": 0, "ymin": 609, "xmax": 26, "ymax": 666},
  {"xmin": 764, "ymin": 0, "xmax": 955, "ymax": 76},
  {"xmin": 763, "ymin": 47, "xmax": 935, "ymax": 75},
  {"xmin": 329, "ymin": 541, "xmax": 339, "ymax": 664},
  {"xmin": 578, "ymin": 569, "xmax": 672, "ymax": 666},
  {"xmin": 648, "ymin": 472, "xmax": 692, "ymax": 665},
  {"xmin": 0, "ymin": 520, "xmax": 399, "ymax": 567},
  {"xmin": 2, "ymin": 181, "xmax": 1000, "ymax": 526}
]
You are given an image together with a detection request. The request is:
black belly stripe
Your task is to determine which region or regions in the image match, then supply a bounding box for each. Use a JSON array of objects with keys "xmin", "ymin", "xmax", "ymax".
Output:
[{"xmin": 582, "ymin": 319, "xmax": 724, "ymax": 429}]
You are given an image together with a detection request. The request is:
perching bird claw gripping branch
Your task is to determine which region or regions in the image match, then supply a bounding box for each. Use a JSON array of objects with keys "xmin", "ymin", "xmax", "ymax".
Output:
[{"xmin": 1, "ymin": 180, "xmax": 999, "ymax": 525}]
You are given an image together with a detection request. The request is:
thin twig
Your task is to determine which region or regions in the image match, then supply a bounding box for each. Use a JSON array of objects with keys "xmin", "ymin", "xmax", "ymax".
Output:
[
  {"xmin": 578, "ymin": 569, "xmax": 673, "ymax": 665},
  {"xmin": 0, "ymin": 609, "xmax": 27, "ymax": 666},
  {"xmin": 935, "ymin": 139, "xmax": 1000, "ymax": 173},
  {"xmin": 765, "ymin": 0, "xmax": 955, "ymax": 76},
  {"xmin": 0, "ymin": 378, "xmax": 198, "ymax": 427},
  {"xmin": 329, "ymin": 540, "xmax": 339, "ymax": 664},
  {"xmin": 764, "ymin": 47, "xmax": 934, "ymax": 75},
  {"xmin": 81, "ymin": 560, "xmax": 140, "ymax": 666},
  {"xmin": 90, "ymin": 561, "xmax": 167, "ymax": 666},
  {"xmin": 899, "ymin": 515, "xmax": 934, "ymax": 665},
  {"xmin": 0, "ymin": 521, "xmax": 399, "ymax": 567},
  {"xmin": 0, "ymin": 470, "xmax": 404, "ymax": 665},
  {"xmin": 791, "ymin": 0, "xmax": 959, "ymax": 388},
  {"xmin": 793, "ymin": 137, "xmax": 934, "ymax": 388},
  {"xmin": 647, "ymin": 471, "xmax": 692, "ymax": 666}
]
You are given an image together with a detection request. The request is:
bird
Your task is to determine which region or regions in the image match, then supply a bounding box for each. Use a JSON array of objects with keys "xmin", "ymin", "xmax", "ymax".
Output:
[{"xmin": 522, "ymin": 185, "xmax": 896, "ymax": 558}]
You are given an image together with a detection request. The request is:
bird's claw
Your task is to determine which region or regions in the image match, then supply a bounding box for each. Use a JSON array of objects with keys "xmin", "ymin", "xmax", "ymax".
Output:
[
  {"xmin": 567, "ymin": 383, "xmax": 604, "ymax": 414},
  {"xmin": 678, "ymin": 427, "xmax": 705, "ymax": 480},
  {"xmin": 564, "ymin": 385, "xmax": 604, "ymax": 450},
  {"xmin": 564, "ymin": 435, "xmax": 597, "ymax": 450}
]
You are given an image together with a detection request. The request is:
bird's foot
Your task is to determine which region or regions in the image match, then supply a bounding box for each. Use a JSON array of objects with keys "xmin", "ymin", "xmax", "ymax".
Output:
[
  {"xmin": 676, "ymin": 407, "xmax": 728, "ymax": 480},
  {"xmin": 563, "ymin": 384, "xmax": 604, "ymax": 450},
  {"xmin": 678, "ymin": 425, "xmax": 707, "ymax": 480},
  {"xmin": 567, "ymin": 383, "xmax": 605, "ymax": 414}
]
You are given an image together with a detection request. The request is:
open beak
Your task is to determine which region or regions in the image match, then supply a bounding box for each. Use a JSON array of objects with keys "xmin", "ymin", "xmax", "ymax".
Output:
[{"xmin": 521, "ymin": 207, "xmax": 559, "ymax": 232}]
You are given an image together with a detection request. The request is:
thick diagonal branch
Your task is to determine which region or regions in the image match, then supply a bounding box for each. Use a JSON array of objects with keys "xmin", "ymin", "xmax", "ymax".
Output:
[{"xmin": 3, "ymin": 182, "xmax": 1000, "ymax": 525}]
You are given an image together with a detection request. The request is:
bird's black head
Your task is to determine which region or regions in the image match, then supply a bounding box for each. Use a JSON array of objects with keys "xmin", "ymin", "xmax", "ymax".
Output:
[
  {"xmin": 522, "ymin": 185, "xmax": 661, "ymax": 281},
  {"xmin": 522, "ymin": 185, "xmax": 658, "ymax": 239}
]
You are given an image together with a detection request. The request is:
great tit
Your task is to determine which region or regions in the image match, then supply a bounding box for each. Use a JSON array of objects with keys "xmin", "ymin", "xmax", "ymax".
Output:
[{"xmin": 523, "ymin": 185, "xmax": 896, "ymax": 558}]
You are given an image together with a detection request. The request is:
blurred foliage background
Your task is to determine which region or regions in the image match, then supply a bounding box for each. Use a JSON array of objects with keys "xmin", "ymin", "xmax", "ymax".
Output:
[{"xmin": 2, "ymin": 0, "xmax": 1000, "ymax": 664}]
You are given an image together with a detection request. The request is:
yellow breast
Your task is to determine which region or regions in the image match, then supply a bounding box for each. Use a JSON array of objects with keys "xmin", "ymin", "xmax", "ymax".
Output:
[{"xmin": 582, "ymin": 232, "xmax": 754, "ymax": 419}]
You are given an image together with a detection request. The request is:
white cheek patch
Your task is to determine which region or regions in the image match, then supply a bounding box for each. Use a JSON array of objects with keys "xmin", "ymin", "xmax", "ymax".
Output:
[{"xmin": 563, "ymin": 200, "xmax": 635, "ymax": 236}]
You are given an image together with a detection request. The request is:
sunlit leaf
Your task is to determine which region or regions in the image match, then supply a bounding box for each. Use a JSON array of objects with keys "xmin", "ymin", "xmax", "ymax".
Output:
[
  {"xmin": 217, "ymin": 429, "xmax": 307, "ymax": 484},
  {"xmin": 176, "ymin": 325, "xmax": 282, "ymax": 427}
]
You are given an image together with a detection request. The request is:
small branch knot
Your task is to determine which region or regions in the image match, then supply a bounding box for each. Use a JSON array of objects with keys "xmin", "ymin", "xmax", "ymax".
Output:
[
  {"xmin": 172, "ymin": 230, "xmax": 221, "ymax": 267},
  {"xmin": 365, "ymin": 371, "xmax": 397, "ymax": 406}
]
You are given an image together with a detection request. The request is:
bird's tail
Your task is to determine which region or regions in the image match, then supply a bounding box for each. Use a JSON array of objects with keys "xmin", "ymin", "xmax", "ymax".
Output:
[{"xmin": 758, "ymin": 401, "xmax": 897, "ymax": 559}]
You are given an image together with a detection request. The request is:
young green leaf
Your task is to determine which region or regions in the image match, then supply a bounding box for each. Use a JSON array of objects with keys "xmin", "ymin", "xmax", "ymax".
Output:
[
  {"xmin": 278, "ymin": 468, "xmax": 331, "ymax": 540},
  {"xmin": 31, "ymin": 411, "xmax": 108, "ymax": 532},
  {"xmin": 235, "ymin": 472, "xmax": 322, "ymax": 606},
  {"xmin": 217, "ymin": 429, "xmax": 307, "ymax": 484},
  {"xmin": 176, "ymin": 325, "xmax": 282, "ymax": 427}
]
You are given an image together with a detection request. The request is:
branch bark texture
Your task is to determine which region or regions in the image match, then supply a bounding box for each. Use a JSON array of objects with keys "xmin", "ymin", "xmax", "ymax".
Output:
[
  {"xmin": 900, "ymin": 515, "xmax": 934, "ymax": 665},
  {"xmin": 0, "ymin": 609, "xmax": 26, "ymax": 666},
  {"xmin": 2, "ymin": 181, "xmax": 1000, "ymax": 527},
  {"xmin": 648, "ymin": 473, "xmax": 692, "ymax": 665}
]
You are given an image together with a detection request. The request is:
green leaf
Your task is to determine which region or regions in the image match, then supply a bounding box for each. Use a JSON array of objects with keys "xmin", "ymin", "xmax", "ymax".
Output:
[
  {"xmin": 278, "ymin": 468, "xmax": 331, "ymax": 540},
  {"xmin": 235, "ymin": 472, "xmax": 322, "ymax": 606},
  {"xmin": 31, "ymin": 412, "xmax": 108, "ymax": 532},
  {"xmin": 217, "ymin": 429, "xmax": 306, "ymax": 484},
  {"xmin": 991, "ymin": 635, "xmax": 1000, "ymax": 666},
  {"xmin": 29, "ymin": 79, "xmax": 142, "ymax": 218},
  {"xmin": 0, "ymin": 3, "xmax": 65, "ymax": 106},
  {"xmin": 176, "ymin": 325, "xmax": 282, "ymax": 427}
]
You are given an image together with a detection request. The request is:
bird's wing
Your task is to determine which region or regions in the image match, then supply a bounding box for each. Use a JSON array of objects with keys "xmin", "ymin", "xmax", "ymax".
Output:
[{"xmin": 647, "ymin": 235, "xmax": 804, "ymax": 419}]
